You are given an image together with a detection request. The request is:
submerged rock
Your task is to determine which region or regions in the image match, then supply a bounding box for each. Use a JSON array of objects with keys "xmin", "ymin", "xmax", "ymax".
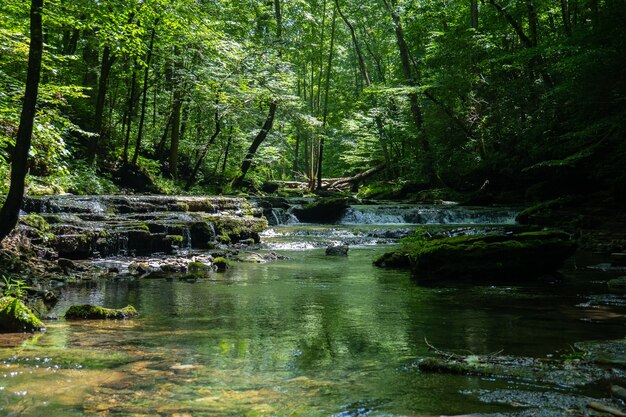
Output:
[
  {"xmin": 326, "ymin": 244, "xmax": 349, "ymax": 256},
  {"xmin": 0, "ymin": 296, "xmax": 46, "ymax": 333},
  {"xmin": 375, "ymin": 230, "xmax": 577, "ymax": 282},
  {"xmin": 65, "ymin": 304, "xmax": 138, "ymax": 320}
]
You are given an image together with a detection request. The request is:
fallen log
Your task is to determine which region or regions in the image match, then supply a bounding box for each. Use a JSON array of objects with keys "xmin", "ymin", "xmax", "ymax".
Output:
[{"xmin": 326, "ymin": 163, "xmax": 385, "ymax": 190}]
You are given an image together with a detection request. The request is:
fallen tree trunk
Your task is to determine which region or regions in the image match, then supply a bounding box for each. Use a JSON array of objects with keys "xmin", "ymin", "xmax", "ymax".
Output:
[{"xmin": 326, "ymin": 163, "xmax": 385, "ymax": 190}]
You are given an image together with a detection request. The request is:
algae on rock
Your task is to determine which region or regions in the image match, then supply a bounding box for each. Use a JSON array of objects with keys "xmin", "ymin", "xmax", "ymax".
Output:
[
  {"xmin": 65, "ymin": 304, "xmax": 138, "ymax": 320},
  {"xmin": 375, "ymin": 230, "xmax": 577, "ymax": 282}
]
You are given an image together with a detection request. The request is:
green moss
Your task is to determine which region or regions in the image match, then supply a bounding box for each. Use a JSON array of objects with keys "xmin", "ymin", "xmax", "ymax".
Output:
[
  {"xmin": 65, "ymin": 304, "xmax": 138, "ymax": 320},
  {"xmin": 0, "ymin": 296, "xmax": 45, "ymax": 333},
  {"xmin": 376, "ymin": 230, "xmax": 577, "ymax": 282},
  {"xmin": 188, "ymin": 261, "xmax": 212, "ymax": 270},
  {"xmin": 212, "ymin": 257, "xmax": 231, "ymax": 272},
  {"xmin": 165, "ymin": 234, "xmax": 184, "ymax": 244},
  {"xmin": 19, "ymin": 214, "xmax": 50, "ymax": 232},
  {"xmin": 608, "ymin": 276, "xmax": 626, "ymax": 291}
]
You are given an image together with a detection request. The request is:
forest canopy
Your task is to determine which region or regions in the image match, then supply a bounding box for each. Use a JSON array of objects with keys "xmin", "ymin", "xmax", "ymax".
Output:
[{"xmin": 0, "ymin": 0, "xmax": 624, "ymax": 197}]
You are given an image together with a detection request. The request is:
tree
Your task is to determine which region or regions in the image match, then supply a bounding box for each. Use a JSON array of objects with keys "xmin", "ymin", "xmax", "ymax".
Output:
[{"xmin": 0, "ymin": 0, "xmax": 43, "ymax": 242}]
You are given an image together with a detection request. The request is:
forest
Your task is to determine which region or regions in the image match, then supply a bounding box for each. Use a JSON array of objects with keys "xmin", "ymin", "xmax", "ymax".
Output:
[
  {"xmin": 0, "ymin": 0, "xmax": 623, "ymax": 200},
  {"xmin": 1, "ymin": 0, "xmax": 626, "ymax": 416}
]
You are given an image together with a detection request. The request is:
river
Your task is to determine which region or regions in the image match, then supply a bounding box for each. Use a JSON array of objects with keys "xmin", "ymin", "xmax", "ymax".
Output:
[{"xmin": 1, "ymin": 202, "xmax": 625, "ymax": 416}]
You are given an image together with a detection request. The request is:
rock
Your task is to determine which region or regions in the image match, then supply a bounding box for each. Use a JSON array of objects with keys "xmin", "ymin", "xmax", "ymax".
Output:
[
  {"xmin": 58, "ymin": 258, "xmax": 76, "ymax": 269},
  {"xmin": 375, "ymin": 230, "xmax": 577, "ymax": 282},
  {"xmin": 65, "ymin": 304, "xmax": 138, "ymax": 320},
  {"xmin": 326, "ymin": 244, "xmax": 349, "ymax": 256},
  {"xmin": 129, "ymin": 262, "xmax": 151, "ymax": 275},
  {"xmin": 293, "ymin": 197, "xmax": 351, "ymax": 223},
  {"xmin": 188, "ymin": 261, "xmax": 212, "ymax": 271},
  {"xmin": 212, "ymin": 257, "xmax": 230, "ymax": 272},
  {"xmin": 608, "ymin": 276, "xmax": 626, "ymax": 292},
  {"xmin": 611, "ymin": 385, "xmax": 626, "ymax": 402},
  {"xmin": 0, "ymin": 296, "xmax": 46, "ymax": 333}
]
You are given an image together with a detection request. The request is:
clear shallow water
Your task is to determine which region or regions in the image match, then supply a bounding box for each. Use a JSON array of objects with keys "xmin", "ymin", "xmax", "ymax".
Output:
[{"xmin": 1, "ymin": 246, "xmax": 625, "ymax": 416}]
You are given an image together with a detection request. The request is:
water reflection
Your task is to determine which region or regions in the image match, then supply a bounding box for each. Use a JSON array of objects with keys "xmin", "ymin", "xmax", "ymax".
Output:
[{"xmin": 1, "ymin": 247, "xmax": 624, "ymax": 416}]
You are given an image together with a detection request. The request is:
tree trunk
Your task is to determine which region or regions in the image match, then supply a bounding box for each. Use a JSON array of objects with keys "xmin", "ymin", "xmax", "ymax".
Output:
[
  {"xmin": 560, "ymin": 0, "xmax": 572, "ymax": 36},
  {"xmin": 132, "ymin": 24, "xmax": 157, "ymax": 165},
  {"xmin": 274, "ymin": 0, "xmax": 282, "ymax": 40},
  {"xmin": 90, "ymin": 46, "xmax": 115, "ymax": 161},
  {"xmin": 383, "ymin": 0, "xmax": 434, "ymax": 182},
  {"xmin": 122, "ymin": 64, "xmax": 139, "ymax": 164},
  {"xmin": 186, "ymin": 108, "xmax": 221, "ymax": 190},
  {"xmin": 221, "ymin": 125, "xmax": 233, "ymax": 176},
  {"xmin": 335, "ymin": 0, "xmax": 371, "ymax": 87},
  {"xmin": 231, "ymin": 100, "xmax": 278, "ymax": 188},
  {"xmin": 316, "ymin": 5, "xmax": 337, "ymax": 190},
  {"xmin": 169, "ymin": 87, "xmax": 183, "ymax": 179},
  {"xmin": 527, "ymin": 0, "xmax": 539, "ymax": 46},
  {"xmin": 471, "ymin": 0, "xmax": 479, "ymax": 28},
  {"xmin": 0, "ymin": 0, "xmax": 43, "ymax": 242}
]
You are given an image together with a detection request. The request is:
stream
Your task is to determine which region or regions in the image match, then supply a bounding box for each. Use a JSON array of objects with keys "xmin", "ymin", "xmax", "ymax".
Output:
[{"xmin": 1, "ymin": 200, "xmax": 625, "ymax": 416}]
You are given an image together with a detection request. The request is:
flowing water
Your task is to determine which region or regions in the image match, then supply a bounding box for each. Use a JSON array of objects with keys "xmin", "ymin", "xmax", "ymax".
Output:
[{"xmin": 1, "ymin": 203, "xmax": 625, "ymax": 416}]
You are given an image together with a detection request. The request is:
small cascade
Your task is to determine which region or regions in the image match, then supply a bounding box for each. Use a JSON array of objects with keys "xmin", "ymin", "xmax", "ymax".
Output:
[
  {"xmin": 338, "ymin": 205, "xmax": 517, "ymax": 225},
  {"xmin": 268, "ymin": 208, "xmax": 300, "ymax": 226},
  {"xmin": 22, "ymin": 195, "xmax": 267, "ymax": 259}
]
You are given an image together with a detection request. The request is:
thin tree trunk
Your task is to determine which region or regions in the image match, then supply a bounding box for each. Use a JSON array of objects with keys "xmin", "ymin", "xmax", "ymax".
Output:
[
  {"xmin": 90, "ymin": 46, "xmax": 115, "ymax": 161},
  {"xmin": 0, "ymin": 0, "xmax": 43, "ymax": 242},
  {"xmin": 383, "ymin": 0, "xmax": 434, "ymax": 181},
  {"xmin": 316, "ymin": 0, "xmax": 327, "ymax": 114},
  {"xmin": 274, "ymin": 0, "xmax": 282, "ymax": 40},
  {"xmin": 335, "ymin": 0, "xmax": 370, "ymax": 87},
  {"xmin": 316, "ymin": 5, "xmax": 337, "ymax": 190},
  {"xmin": 527, "ymin": 0, "xmax": 539, "ymax": 46},
  {"xmin": 221, "ymin": 125, "xmax": 233, "ymax": 176},
  {"xmin": 122, "ymin": 64, "xmax": 139, "ymax": 164},
  {"xmin": 132, "ymin": 24, "xmax": 157, "ymax": 165},
  {"xmin": 560, "ymin": 0, "xmax": 572, "ymax": 36},
  {"xmin": 231, "ymin": 100, "xmax": 278, "ymax": 188},
  {"xmin": 186, "ymin": 108, "xmax": 221, "ymax": 190},
  {"xmin": 169, "ymin": 87, "xmax": 183, "ymax": 179},
  {"xmin": 471, "ymin": 0, "xmax": 479, "ymax": 28}
]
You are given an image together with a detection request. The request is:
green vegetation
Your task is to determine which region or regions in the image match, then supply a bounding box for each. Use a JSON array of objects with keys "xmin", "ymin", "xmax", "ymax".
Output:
[
  {"xmin": 0, "ymin": 296, "xmax": 45, "ymax": 333},
  {"xmin": 65, "ymin": 304, "xmax": 138, "ymax": 320}
]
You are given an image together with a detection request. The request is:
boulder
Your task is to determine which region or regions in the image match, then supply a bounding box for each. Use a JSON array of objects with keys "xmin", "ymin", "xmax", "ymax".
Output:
[
  {"xmin": 326, "ymin": 244, "xmax": 349, "ymax": 256},
  {"xmin": 65, "ymin": 304, "xmax": 138, "ymax": 320},
  {"xmin": 375, "ymin": 230, "xmax": 577, "ymax": 282},
  {"xmin": 0, "ymin": 296, "xmax": 46, "ymax": 333},
  {"xmin": 293, "ymin": 197, "xmax": 350, "ymax": 223},
  {"xmin": 212, "ymin": 257, "xmax": 230, "ymax": 272}
]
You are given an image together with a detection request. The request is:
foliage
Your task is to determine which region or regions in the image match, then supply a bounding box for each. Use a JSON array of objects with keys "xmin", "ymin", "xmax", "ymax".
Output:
[
  {"xmin": 0, "ymin": 0, "xmax": 623, "ymax": 196},
  {"xmin": 2, "ymin": 275, "xmax": 30, "ymax": 299}
]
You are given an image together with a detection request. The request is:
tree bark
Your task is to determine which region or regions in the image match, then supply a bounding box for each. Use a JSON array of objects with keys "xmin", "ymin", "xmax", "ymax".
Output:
[
  {"xmin": 471, "ymin": 0, "xmax": 479, "ymax": 28},
  {"xmin": 383, "ymin": 0, "xmax": 434, "ymax": 182},
  {"xmin": 186, "ymin": 108, "xmax": 221, "ymax": 190},
  {"xmin": 560, "ymin": 0, "xmax": 572, "ymax": 36},
  {"xmin": 316, "ymin": 5, "xmax": 337, "ymax": 190},
  {"xmin": 90, "ymin": 46, "xmax": 115, "ymax": 161},
  {"xmin": 0, "ymin": 0, "xmax": 43, "ymax": 242},
  {"xmin": 527, "ymin": 0, "xmax": 539, "ymax": 46},
  {"xmin": 231, "ymin": 100, "xmax": 278, "ymax": 188},
  {"xmin": 122, "ymin": 64, "xmax": 139, "ymax": 164},
  {"xmin": 132, "ymin": 24, "xmax": 157, "ymax": 165}
]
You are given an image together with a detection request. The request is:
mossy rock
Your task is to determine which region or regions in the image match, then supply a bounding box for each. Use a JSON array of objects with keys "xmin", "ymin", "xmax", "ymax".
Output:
[
  {"xmin": 0, "ymin": 296, "xmax": 46, "ymax": 333},
  {"xmin": 293, "ymin": 197, "xmax": 351, "ymax": 223},
  {"xmin": 188, "ymin": 261, "xmax": 212, "ymax": 270},
  {"xmin": 375, "ymin": 230, "xmax": 577, "ymax": 282},
  {"xmin": 65, "ymin": 304, "xmax": 138, "ymax": 320},
  {"xmin": 607, "ymin": 276, "xmax": 626, "ymax": 292},
  {"xmin": 212, "ymin": 257, "xmax": 230, "ymax": 272}
]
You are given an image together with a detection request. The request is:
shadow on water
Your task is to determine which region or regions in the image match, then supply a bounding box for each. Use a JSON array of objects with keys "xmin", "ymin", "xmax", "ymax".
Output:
[{"xmin": 1, "ymin": 232, "xmax": 625, "ymax": 415}]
